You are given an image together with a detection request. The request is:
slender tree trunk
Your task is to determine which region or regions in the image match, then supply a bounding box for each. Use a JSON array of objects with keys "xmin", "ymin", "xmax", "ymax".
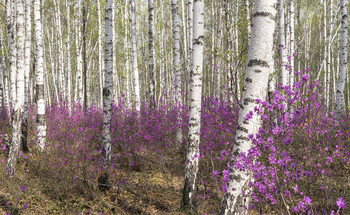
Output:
[
  {"xmin": 335, "ymin": 0, "xmax": 347, "ymax": 117},
  {"xmin": 82, "ymin": 0, "xmax": 87, "ymax": 109},
  {"xmin": 99, "ymin": 0, "xmax": 113, "ymax": 191},
  {"xmin": 21, "ymin": 0, "xmax": 31, "ymax": 152},
  {"xmin": 34, "ymin": 0, "xmax": 46, "ymax": 151},
  {"xmin": 7, "ymin": 0, "xmax": 25, "ymax": 177},
  {"xmin": 66, "ymin": 0, "xmax": 72, "ymax": 112},
  {"xmin": 97, "ymin": 0, "xmax": 104, "ymax": 107},
  {"xmin": 172, "ymin": 0, "xmax": 183, "ymax": 147},
  {"xmin": 75, "ymin": 0, "xmax": 83, "ymax": 104},
  {"xmin": 288, "ymin": 0, "xmax": 295, "ymax": 85},
  {"xmin": 7, "ymin": 0, "xmax": 17, "ymax": 105},
  {"xmin": 0, "ymin": 33, "xmax": 10, "ymax": 115},
  {"xmin": 112, "ymin": 1, "xmax": 119, "ymax": 102},
  {"xmin": 123, "ymin": 0, "xmax": 130, "ymax": 106},
  {"xmin": 245, "ymin": 0, "xmax": 251, "ymax": 46},
  {"xmin": 219, "ymin": 0, "xmax": 277, "ymax": 214},
  {"xmin": 278, "ymin": 0, "xmax": 288, "ymax": 86},
  {"xmin": 181, "ymin": 0, "xmax": 204, "ymax": 212},
  {"xmin": 212, "ymin": 2, "xmax": 222, "ymax": 98},
  {"xmin": 130, "ymin": 0, "xmax": 141, "ymax": 112},
  {"xmin": 148, "ymin": 0, "xmax": 156, "ymax": 108}
]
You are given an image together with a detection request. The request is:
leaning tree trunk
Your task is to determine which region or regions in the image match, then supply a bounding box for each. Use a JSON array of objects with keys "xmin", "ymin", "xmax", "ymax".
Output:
[
  {"xmin": 148, "ymin": 0, "xmax": 156, "ymax": 109},
  {"xmin": 219, "ymin": 0, "xmax": 277, "ymax": 214},
  {"xmin": 181, "ymin": 0, "xmax": 204, "ymax": 213},
  {"xmin": 130, "ymin": 0, "xmax": 141, "ymax": 112},
  {"xmin": 7, "ymin": 0, "xmax": 25, "ymax": 177},
  {"xmin": 335, "ymin": 0, "xmax": 348, "ymax": 118},
  {"xmin": 98, "ymin": 0, "xmax": 113, "ymax": 192}
]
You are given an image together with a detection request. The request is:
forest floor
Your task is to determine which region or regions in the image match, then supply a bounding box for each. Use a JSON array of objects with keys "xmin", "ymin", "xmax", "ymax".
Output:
[{"xmin": 0, "ymin": 150, "xmax": 223, "ymax": 215}]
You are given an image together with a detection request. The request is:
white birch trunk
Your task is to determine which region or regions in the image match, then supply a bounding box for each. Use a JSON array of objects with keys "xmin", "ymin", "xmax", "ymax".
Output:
[
  {"xmin": 278, "ymin": 0, "xmax": 288, "ymax": 86},
  {"xmin": 124, "ymin": 0, "xmax": 131, "ymax": 106},
  {"xmin": 102, "ymin": 0, "xmax": 113, "ymax": 175},
  {"xmin": 21, "ymin": 0, "xmax": 31, "ymax": 152},
  {"xmin": 7, "ymin": 0, "xmax": 25, "ymax": 177},
  {"xmin": 245, "ymin": 0, "xmax": 251, "ymax": 46},
  {"xmin": 130, "ymin": 0, "xmax": 141, "ymax": 112},
  {"xmin": 97, "ymin": 0, "xmax": 104, "ymax": 107},
  {"xmin": 219, "ymin": 0, "xmax": 277, "ymax": 214},
  {"xmin": 0, "ymin": 33, "xmax": 9, "ymax": 113},
  {"xmin": 7, "ymin": 0, "xmax": 17, "ymax": 104},
  {"xmin": 288, "ymin": 0, "xmax": 295, "ymax": 85},
  {"xmin": 66, "ymin": 0, "xmax": 72, "ymax": 111},
  {"xmin": 34, "ymin": 0, "xmax": 46, "ymax": 151},
  {"xmin": 76, "ymin": 0, "xmax": 83, "ymax": 104},
  {"xmin": 172, "ymin": 0, "xmax": 183, "ymax": 147},
  {"xmin": 181, "ymin": 0, "xmax": 204, "ymax": 212},
  {"xmin": 112, "ymin": 1, "xmax": 119, "ymax": 102},
  {"xmin": 148, "ymin": 0, "xmax": 156, "ymax": 108},
  {"xmin": 335, "ymin": 0, "xmax": 347, "ymax": 117}
]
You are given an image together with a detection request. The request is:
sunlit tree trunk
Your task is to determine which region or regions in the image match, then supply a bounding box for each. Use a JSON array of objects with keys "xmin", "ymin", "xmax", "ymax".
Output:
[
  {"xmin": 181, "ymin": 0, "xmax": 204, "ymax": 213},
  {"xmin": 0, "ymin": 33, "xmax": 9, "ymax": 115},
  {"xmin": 21, "ymin": 0, "xmax": 31, "ymax": 152},
  {"xmin": 130, "ymin": 0, "xmax": 141, "ymax": 111},
  {"xmin": 75, "ymin": 0, "xmax": 83, "ymax": 104},
  {"xmin": 7, "ymin": 0, "xmax": 25, "ymax": 177},
  {"xmin": 148, "ymin": 0, "xmax": 155, "ymax": 108},
  {"xmin": 112, "ymin": 1, "xmax": 119, "ymax": 101},
  {"xmin": 278, "ymin": 0, "xmax": 288, "ymax": 86},
  {"xmin": 212, "ymin": 2, "xmax": 222, "ymax": 98},
  {"xmin": 99, "ymin": 0, "xmax": 113, "ymax": 191},
  {"xmin": 97, "ymin": 0, "xmax": 104, "ymax": 107},
  {"xmin": 219, "ymin": 0, "xmax": 277, "ymax": 214},
  {"xmin": 245, "ymin": 0, "xmax": 251, "ymax": 46},
  {"xmin": 66, "ymin": 0, "xmax": 72, "ymax": 111},
  {"xmin": 82, "ymin": 0, "xmax": 87, "ymax": 108},
  {"xmin": 7, "ymin": 0, "xmax": 16, "ymax": 104},
  {"xmin": 288, "ymin": 0, "xmax": 295, "ymax": 85},
  {"xmin": 123, "ymin": 0, "xmax": 131, "ymax": 106},
  {"xmin": 34, "ymin": 0, "xmax": 46, "ymax": 151},
  {"xmin": 335, "ymin": 0, "xmax": 348, "ymax": 117},
  {"xmin": 172, "ymin": 0, "xmax": 183, "ymax": 147}
]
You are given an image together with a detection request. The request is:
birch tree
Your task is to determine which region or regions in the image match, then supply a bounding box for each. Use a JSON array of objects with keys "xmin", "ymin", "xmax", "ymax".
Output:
[
  {"xmin": 6, "ymin": 0, "xmax": 16, "ymax": 104},
  {"xmin": 171, "ymin": 0, "xmax": 183, "ymax": 147},
  {"xmin": 278, "ymin": 0, "xmax": 288, "ymax": 86},
  {"xmin": 66, "ymin": 0, "xmax": 72, "ymax": 110},
  {"xmin": 7, "ymin": 0, "xmax": 25, "ymax": 177},
  {"xmin": 181, "ymin": 0, "xmax": 204, "ymax": 212},
  {"xmin": 0, "ymin": 33, "xmax": 9, "ymax": 113},
  {"xmin": 99, "ymin": 0, "xmax": 113, "ymax": 191},
  {"xmin": 335, "ymin": 0, "xmax": 347, "ymax": 117},
  {"xmin": 219, "ymin": 0, "xmax": 277, "ymax": 214},
  {"xmin": 97, "ymin": 0, "xmax": 104, "ymax": 107},
  {"xmin": 130, "ymin": 0, "xmax": 141, "ymax": 111},
  {"xmin": 148, "ymin": 0, "xmax": 155, "ymax": 108},
  {"xmin": 21, "ymin": 0, "xmax": 32, "ymax": 152}
]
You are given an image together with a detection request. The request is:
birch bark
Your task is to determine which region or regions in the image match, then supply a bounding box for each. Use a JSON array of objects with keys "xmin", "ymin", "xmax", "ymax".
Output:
[
  {"xmin": 130, "ymin": 0, "xmax": 141, "ymax": 111},
  {"xmin": 7, "ymin": 0, "xmax": 25, "ymax": 177},
  {"xmin": 335, "ymin": 0, "xmax": 347, "ymax": 117},
  {"xmin": 149, "ymin": 0, "xmax": 156, "ymax": 108},
  {"xmin": 99, "ymin": 0, "xmax": 113, "ymax": 191},
  {"xmin": 219, "ymin": 0, "xmax": 277, "ymax": 214},
  {"xmin": 181, "ymin": 0, "xmax": 204, "ymax": 212},
  {"xmin": 34, "ymin": 0, "xmax": 46, "ymax": 151}
]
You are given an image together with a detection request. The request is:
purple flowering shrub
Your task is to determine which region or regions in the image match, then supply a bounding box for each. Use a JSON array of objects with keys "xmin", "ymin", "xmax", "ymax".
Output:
[{"xmin": 217, "ymin": 73, "xmax": 350, "ymax": 214}]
